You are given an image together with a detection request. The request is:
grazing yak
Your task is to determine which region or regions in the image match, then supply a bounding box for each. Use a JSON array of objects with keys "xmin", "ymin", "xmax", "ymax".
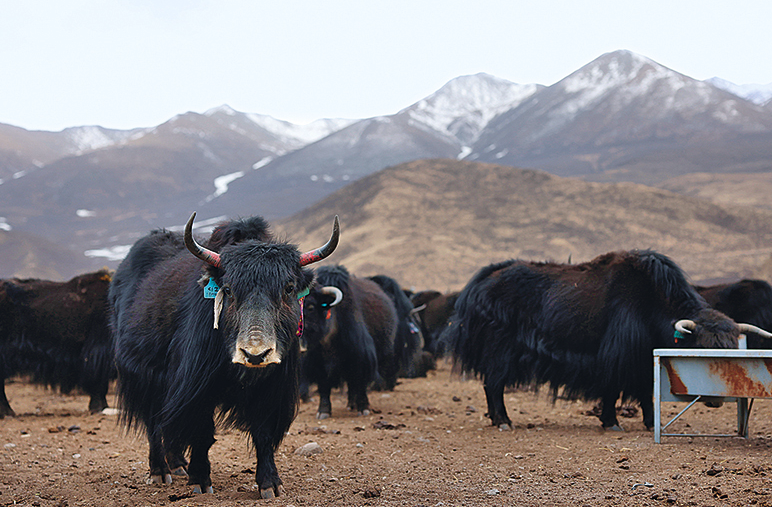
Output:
[
  {"xmin": 0, "ymin": 269, "xmax": 114, "ymax": 417},
  {"xmin": 440, "ymin": 250, "xmax": 766, "ymax": 431},
  {"xmin": 410, "ymin": 290, "xmax": 459, "ymax": 355},
  {"xmin": 301, "ymin": 265, "xmax": 397, "ymax": 419},
  {"xmin": 109, "ymin": 213, "xmax": 339, "ymax": 498},
  {"xmin": 695, "ymin": 279, "xmax": 772, "ymax": 349},
  {"xmin": 367, "ymin": 274, "xmax": 433, "ymax": 378}
]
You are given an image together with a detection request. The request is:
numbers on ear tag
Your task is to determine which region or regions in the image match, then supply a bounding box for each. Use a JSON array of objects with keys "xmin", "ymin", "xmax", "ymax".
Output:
[{"xmin": 204, "ymin": 278, "xmax": 220, "ymax": 299}]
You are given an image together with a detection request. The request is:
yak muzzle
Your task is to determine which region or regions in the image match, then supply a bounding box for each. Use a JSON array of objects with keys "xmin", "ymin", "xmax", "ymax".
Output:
[{"xmin": 232, "ymin": 333, "xmax": 282, "ymax": 368}]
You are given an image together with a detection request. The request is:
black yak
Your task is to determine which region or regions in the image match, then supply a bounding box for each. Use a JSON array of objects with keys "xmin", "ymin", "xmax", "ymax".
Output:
[
  {"xmin": 367, "ymin": 274, "xmax": 433, "ymax": 378},
  {"xmin": 695, "ymin": 279, "xmax": 772, "ymax": 349},
  {"xmin": 0, "ymin": 269, "xmax": 114, "ymax": 417},
  {"xmin": 301, "ymin": 265, "xmax": 397, "ymax": 419},
  {"xmin": 410, "ymin": 290, "xmax": 459, "ymax": 355},
  {"xmin": 440, "ymin": 250, "xmax": 763, "ymax": 432},
  {"xmin": 109, "ymin": 213, "xmax": 339, "ymax": 498}
]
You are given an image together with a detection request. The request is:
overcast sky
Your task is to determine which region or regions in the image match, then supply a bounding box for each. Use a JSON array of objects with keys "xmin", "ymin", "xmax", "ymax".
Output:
[{"xmin": 2, "ymin": 0, "xmax": 771, "ymax": 132}]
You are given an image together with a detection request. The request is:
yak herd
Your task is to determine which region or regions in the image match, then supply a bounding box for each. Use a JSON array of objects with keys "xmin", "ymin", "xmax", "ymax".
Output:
[{"xmin": 2, "ymin": 212, "xmax": 772, "ymax": 498}]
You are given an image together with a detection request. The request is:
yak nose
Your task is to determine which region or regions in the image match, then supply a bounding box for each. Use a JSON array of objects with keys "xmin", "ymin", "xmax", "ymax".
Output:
[{"xmin": 240, "ymin": 348, "xmax": 272, "ymax": 366}]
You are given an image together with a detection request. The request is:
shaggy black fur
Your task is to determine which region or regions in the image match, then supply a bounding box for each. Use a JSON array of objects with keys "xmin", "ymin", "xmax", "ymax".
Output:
[
  {"xmin": 109, "ymin": 216, "xmax": 312, "ymax": 497},
  {"xmin": 0, "ymin": 270, "xmax": 114, "ymax": 417},
  {"xmin": 410, "ymin": 290, "xmax": 459, "ymax": 355},
  {"xmin": 368, "ymin": 274, "xmax": 433, "ymax": 378},
  {"xmin": 696, "ymin": 279, "xmax": 772, "ymax": 349},
  {"xmin": 440, "ymin": 250, "xmax": 740, "ymax": 431},
  {"xmin": 302, "ymin": 265, "xmax": 397, "ymax": 419}
]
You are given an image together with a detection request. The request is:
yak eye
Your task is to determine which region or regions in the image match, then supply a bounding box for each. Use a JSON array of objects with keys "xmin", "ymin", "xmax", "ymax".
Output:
[
  {"xmin": 284, "ymin": 283, "xmax": 295, "ymax": 296},
  {"xmin": 222, "ymin": 286, "xmax": 232, "ymax": 298}
]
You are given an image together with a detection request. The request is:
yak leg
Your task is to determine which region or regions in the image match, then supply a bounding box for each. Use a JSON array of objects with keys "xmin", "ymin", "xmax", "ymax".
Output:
[
  {"xmin": 187, "ymin": 414, "xmax": 215, "ymax": 494},
  {"xmin": 600, "ymin": 392, "xmax": 623, "ymax": 431},
  {"xmin": 0, "ymin": 380, "xmax": 16, "ymax": 418},
  {"xmin": 346, "ymin": 382, "xmax": 370, "ymax": 416},
  {"xmin": 146, "ymin": 426, "xmax": 172, "ymax": 485},
  {"xmin": 316, "ymin": 380, "xmax": 333, "ymax": 420},
  {"xmin": 253, "ymin": 432, "xmax": 284, "ymax": 499},
  {"xmin": 165, "ymin": 437, "xmax": 189, "ymax": 478},
  {"xmin": 87, "ymin": 383, "xmax": 109, "ymax": 414},
  {"xmin": 483, "ymin": 378, "xmax": 511, "ymax": 431},
  {"xmin": 637, "ymin": 392, "xmax": 655, "ymax": 430}
]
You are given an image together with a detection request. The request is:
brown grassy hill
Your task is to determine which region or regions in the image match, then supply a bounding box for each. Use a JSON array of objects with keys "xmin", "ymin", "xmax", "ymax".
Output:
[
  {"xmin": 276, "ymin": 159, "xmax": 772, "ymax": 292},
  {"xmin": 658, "ymin": 171, "xmax": 772, "ymax": 211},
  {"xmin": 0, "ymin": 229, "xmax": 97, "ymax": 280}
]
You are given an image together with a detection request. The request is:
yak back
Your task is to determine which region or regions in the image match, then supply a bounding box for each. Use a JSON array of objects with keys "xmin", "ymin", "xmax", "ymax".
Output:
[
  {"xmin": 442, "ymin": 249, "xmax": 716, "ymax": 401},
  {"xmin": 696, "ymin": 279, "xmax": 772, "ymax": 348}
]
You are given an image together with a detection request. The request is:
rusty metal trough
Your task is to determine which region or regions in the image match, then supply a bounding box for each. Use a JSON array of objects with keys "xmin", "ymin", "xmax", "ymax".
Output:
[{"xmin": 654, "ymin": 342, "xmax": 772, "ymax": 443}]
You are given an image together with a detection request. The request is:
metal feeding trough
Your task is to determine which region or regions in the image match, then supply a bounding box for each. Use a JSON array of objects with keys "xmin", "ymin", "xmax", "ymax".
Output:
[{"xmin": 653, "ymin": 337, "xmax": 772, "ymax": 443}]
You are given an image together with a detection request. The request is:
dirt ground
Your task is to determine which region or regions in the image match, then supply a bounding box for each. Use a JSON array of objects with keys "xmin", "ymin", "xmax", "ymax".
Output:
[{"xmin": 3, "ymin": 361, "xmax": 772, "ymax": 507}]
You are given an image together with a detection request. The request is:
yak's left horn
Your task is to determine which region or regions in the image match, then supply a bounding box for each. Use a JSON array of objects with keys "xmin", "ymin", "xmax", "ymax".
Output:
[
  {"xmin": 299, "ymin": 216, "xmax": 340, "ymax": 266},
  {"xmin": 738, "ymin": 323, "xmax": 772, "ymax": 339},
  {"xmin": 675, "ymin": 319, "xmax": 696, "ymax": 334},
  {"xmin": 184, "ymin": 212, "xmax": 222, "ymax": 268}
]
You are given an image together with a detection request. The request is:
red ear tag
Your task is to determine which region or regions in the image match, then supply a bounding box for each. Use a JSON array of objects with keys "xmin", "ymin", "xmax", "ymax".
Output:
[
  {"xmin": 325, "ymin": 308, "xmax": 332, "ymax": 320},
  {"xmin": 296, "ymin": 297, "xmax": 305, "ymax": 337}
]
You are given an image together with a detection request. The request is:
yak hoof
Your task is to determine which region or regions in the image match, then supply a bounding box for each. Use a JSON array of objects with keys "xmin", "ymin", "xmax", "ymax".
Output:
[
  {"xmin": 358, "ymin": 409, "xmax": 370, "ymax": 417},
  {"xmin": 170, "ymin": 466, "xmax": 189, "ymax": 477},
  {"xmin": 605, "ymin": 424, "xmax": 625, "ymax": 432},
  {"xmin": 316, "ymin": 412, "xmax": 330, "ymax": 420},
  {"xmin": 192, "ymin": 484, "xmax": 214, "ymax": 494},
  {"xmin": 146, "ymin": 474, "xmax": 173, "ymax": 485},
  {"xmin": 498, "ymin": 423, "xmax": 512, "ymax": 431},
  {"xmin": 258, "ymin": 484, "xmax": 285, "ymax": 499}
]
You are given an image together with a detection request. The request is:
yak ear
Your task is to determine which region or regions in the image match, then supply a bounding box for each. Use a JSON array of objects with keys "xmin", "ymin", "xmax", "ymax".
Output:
[
  {"xmin": 300, "ymin": 269, "xmax": 314, "ymax": 291},
  {"xmin": 197, "ymin": 273, "xmax": 211, "ymax": 288}
]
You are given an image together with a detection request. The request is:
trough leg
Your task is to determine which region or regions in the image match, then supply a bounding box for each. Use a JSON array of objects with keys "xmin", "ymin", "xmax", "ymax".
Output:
[
  {"xmin": 186, "ymin": 413, "xmax": 215, "ymax": 494},
  {"xmin": 483, "ymin": 378, "xmax": 512, "ymax": 431}
]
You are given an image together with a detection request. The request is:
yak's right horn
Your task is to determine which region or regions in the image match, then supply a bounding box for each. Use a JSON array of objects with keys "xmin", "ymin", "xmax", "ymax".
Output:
[{"xmin": 184, "ymin": 212, "xmax": 222, "ymax": 268}]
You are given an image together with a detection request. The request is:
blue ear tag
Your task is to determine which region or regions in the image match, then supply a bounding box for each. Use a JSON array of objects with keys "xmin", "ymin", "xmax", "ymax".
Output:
[
  {"xmin": 204, "ymin": 278, "xmax": 220, "ymax": 299},
  {"xmin": 674, "ymin": 330, "xmax": 686, "ymax": 343},
  {"xmin": 297, "ymin": 287, "xmax": 310, "ymax": 300}
]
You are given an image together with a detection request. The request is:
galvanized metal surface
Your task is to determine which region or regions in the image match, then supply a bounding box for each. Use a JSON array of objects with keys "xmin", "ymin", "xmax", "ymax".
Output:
[{"xmin": 653, "ymin": 348, "xmax": 772, "ymax": 443}]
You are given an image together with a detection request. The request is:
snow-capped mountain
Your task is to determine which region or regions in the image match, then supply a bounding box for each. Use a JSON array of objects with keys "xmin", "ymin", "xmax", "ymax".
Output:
[
  {"xmin": 468, "ymin": 50, "xmax": 772, "ymax": 177},
  {"xmin": 706, "ymin": 77, "xmax": 772, "ymax": 106},
  {"xmin": 401, "ymin": 73, "xmax": 543, "ymax": 147},
  {"xmin": 2, "ymin": 49, "xmax": 772, "ymax": 279}
]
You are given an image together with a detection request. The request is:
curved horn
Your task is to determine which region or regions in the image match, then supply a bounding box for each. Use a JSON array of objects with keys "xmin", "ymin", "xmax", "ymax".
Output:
[
  {"xmin": 184, "ymin": 212, "xmax": 222, "ymax": 268},
  {"xmin": 675, "ymin": 319, "xmax": 696, "ymax": 334},
  {"xmin": 299, "ymin": 216, "xmax": 340, "ymax": 267},
  {"xmin": 410, "ymin": 303, "xmax": 427, "ymax": 315},
  {"xmin": 320, "ymin": 286, "xmax": 344, "ymax": 307},
  {"xmin": 738, "ymin": 323, "xmax": 772, "ymax": 339}
]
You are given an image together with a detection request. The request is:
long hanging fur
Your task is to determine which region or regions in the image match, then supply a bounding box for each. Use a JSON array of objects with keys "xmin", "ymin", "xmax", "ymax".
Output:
[{"xmin": 440, "ymin": 249, "xmax": 739, "ymax": 429}]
